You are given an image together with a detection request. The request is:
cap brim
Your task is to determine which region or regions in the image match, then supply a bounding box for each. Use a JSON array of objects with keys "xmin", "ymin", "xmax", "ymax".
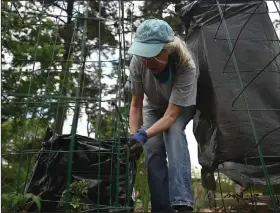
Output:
[{"xmin": 127, "ymin": 41, "xmax": 164, "ymax": 58}]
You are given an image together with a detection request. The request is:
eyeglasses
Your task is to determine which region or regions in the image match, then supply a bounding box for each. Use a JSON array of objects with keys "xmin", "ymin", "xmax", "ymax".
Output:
[{"xmin": 139, "ymin": 51, "xmax": 165, "ymax": 64}]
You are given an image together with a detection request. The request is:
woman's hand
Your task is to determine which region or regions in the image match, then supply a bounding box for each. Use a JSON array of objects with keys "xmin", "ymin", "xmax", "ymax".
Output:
[
  {"xmin": 128, "ymin": 129, "xmax": 148, "ymax": 160},
  {"xmin": 128, "ymin": 104, "xmax": 182, "ymax": 160}
]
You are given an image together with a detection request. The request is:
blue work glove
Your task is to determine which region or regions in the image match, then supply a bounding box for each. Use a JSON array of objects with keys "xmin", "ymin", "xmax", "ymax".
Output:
[
  {"xmin": 128, "ymin": 129, "xmax": 148, "ymax": 160},
  {"xmin": 130, "ymin": 129, "xmax": 148, "ymax": 145}
]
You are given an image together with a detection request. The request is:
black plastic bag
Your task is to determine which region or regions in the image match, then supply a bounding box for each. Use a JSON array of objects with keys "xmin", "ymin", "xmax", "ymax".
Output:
[
  {"xmin": 176, "ymin": 0, "xmax": 280, "ymax": 188},
  {"xmin": 24, "ymin": 130, "xmax": 136, "ymax": 212}
]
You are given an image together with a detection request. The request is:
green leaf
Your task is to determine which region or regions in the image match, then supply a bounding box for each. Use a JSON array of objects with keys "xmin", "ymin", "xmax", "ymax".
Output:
[
  {"xmin": 32, "ymin": 196, "xmax": 41, "ymax": 212},
  {"xmin": 24, "ymin": 193, "xmax": 34, "ymax": 200}
]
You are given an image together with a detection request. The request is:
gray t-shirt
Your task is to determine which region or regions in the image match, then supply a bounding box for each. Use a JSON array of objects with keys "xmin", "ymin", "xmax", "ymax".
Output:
[{"xmin": 128, "ymin": 53, "xmax": 197, "ymax": 110}]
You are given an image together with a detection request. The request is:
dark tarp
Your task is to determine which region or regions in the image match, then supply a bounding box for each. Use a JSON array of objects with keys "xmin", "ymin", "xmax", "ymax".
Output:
[
  {"xmin": 176, "ymin": 0, "xmax": 280, "ymax": 189},
  {"xmin": 24, "ymin": 128, "xmax": 135, "ymax": 212}
]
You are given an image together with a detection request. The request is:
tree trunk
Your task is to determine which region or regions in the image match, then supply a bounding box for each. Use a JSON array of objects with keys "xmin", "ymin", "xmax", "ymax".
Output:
[{"xmin": 54, "ymin": 0, "xmax": 74, "ymax": 134}]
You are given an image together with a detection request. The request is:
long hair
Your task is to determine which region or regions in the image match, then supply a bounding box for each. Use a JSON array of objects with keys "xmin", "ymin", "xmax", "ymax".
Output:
[{"xmin": 162, "ymin": 35, "xmax": 193, "ymax": 68}]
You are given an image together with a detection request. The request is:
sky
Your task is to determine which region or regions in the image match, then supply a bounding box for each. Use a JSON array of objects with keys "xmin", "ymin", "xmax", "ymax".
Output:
[{"xmin": 61, "ymin": 1, "xmax": 280, "ymax": 173}]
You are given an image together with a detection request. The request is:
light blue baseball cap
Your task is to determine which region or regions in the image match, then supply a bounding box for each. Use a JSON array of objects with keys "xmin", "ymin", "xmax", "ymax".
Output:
[{"xmin": 128, "ymin": 19, "xmax": 175, "ymax": 58}]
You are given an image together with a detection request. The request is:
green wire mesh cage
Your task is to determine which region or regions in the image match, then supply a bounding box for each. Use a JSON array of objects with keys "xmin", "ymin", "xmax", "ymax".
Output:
[
  {"xmin": 2, "ymin": 0, "xmax": 135, "ymax": 212},
  {"xmin": 177, "ymin": 0, "xmax": 280, "ymax": 211}
]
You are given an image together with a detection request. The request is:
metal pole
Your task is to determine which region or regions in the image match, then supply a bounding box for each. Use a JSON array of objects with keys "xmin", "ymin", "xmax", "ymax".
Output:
[{"xmin": 65, "ymin": 1, "xmax": 89, "ymax": 210}]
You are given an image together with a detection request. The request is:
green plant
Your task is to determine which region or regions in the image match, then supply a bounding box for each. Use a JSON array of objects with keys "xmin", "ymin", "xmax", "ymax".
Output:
[
  {"xmin": 193, "ymin": 197, "xmax": 208, "ymax": 212},
  {"xmin": 134, "ymin": 153, "xmax": 150, "ymax": 212},
  {"xmin": 59, "ymin": 180, "xmax": 89, "ymax": 212},
  {"xmin": 192, "ymin": 182, "xmax": 208, "ymax": 212},
  {"xmin": 2, "ymin": 192, "xmax": 41, "ymax": 212}
]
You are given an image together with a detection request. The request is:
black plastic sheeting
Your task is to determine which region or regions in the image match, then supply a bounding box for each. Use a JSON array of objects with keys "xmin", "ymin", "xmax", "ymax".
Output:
[
  {"xmin": 176, "ymin": 0, "xmax": 280, "ymax": 189},
  {"xmin": 24, "ymin": 129, "xmax": 136, "ymax": 212}
]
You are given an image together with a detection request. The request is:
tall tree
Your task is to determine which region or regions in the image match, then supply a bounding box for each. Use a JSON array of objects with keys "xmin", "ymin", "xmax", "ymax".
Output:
[{"xmin": 1, "ymin": 0, "xmax": 119, "ymax": 194}]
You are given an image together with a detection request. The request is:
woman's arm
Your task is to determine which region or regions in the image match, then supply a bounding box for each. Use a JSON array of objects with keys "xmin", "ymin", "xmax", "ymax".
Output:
[
  {"xmin": 145, "ymin": 103, "xmax": 182, "ymax": 138},
  {"xmin": 129, "ymin": 95, "xmax": 144, "ymax": 134},
  {"xmin": 146, "ymin": 64, "xmax": 196, "ymax": 139}
]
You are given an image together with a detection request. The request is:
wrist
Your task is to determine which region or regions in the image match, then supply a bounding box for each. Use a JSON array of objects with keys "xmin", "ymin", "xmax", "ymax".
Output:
[
  {"xmin": 145, "ymin": 116, "xmax": 173, "ymax": 138},
  {"xmin": 136, "ymin": 128, "xmax": 148, "ymax": 145}
]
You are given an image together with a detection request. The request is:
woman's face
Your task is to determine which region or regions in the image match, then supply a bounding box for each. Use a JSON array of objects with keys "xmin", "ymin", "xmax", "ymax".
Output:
[{"xmin": 140, "ymin": 49, "xmax": 169, "ymax": 73}]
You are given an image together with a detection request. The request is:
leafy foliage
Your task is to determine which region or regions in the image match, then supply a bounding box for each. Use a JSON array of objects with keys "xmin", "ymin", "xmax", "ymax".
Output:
[
  {"xmin": 2, "ymin": 192, "xmax": 41, "ymax": 212},
  {"xmin": 134, "ymin": 154, "xmax": 150, "ymax": 212},
  {"xmin": 1, "ymin": 2, "xmax": 119, "ymax": 210},
  {"xmin": 1, "ymin": 118, "xmax": 46, "ymax": 194},
  {"xmin": 59, "ymin": 180, "xmax": 89, "ymax": 212}
]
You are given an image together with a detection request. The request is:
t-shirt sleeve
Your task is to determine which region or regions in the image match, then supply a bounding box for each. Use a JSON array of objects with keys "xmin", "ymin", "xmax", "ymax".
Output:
[
  {"xmin": 169, "ymin": 63, "xmax": 197, "ymax": 107},
  {"xmin": 129, "ymin": 56, "xmax": 144, "ymax": 97}
]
